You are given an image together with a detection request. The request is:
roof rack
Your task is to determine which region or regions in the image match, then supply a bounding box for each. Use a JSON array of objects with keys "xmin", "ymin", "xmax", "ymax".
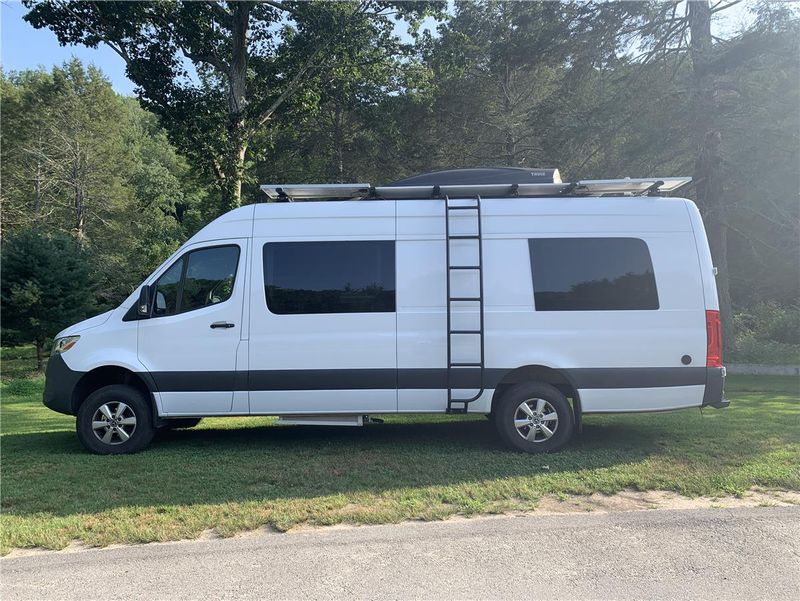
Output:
[
  {"xmin": 259, "ymin": 177, "xmax": 692, "ymax": 201},
  {"xmin": 389, "ymin": 167, "xmax": 562, "ymax": 186}
]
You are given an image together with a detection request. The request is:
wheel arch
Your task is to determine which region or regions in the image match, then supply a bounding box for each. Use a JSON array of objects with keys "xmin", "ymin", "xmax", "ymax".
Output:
[
  {"xmin": 71, "ymin": 365, "xmax": 158, "ymax": 417},
  {"xmin": 491, "ymin": 365, "xmax": 583, "ymax": 431}
]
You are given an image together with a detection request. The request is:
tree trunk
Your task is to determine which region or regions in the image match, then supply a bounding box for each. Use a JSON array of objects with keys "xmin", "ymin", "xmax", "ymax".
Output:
[
  {"xmin": 34, "ymin": 164, "xmax": 42, "ymax": 221},
  {"xmin": 503, "ymin": 66, "xmax": 517, "ymax": 166},
  {"xmin": 74, "ymin": 177, "xmax": 86, "ymax": 242},
  {"xmin": 221, "ymin": 134, "xmax": 248, "ymax": 212},
  {"xmin": 74, "ymin": 185, "xmax": 86, "ymax": 241},
  {"xmin": 33, "ymin": 145, "xmax": 43, "ymax": 223},
  {"xmin": 35, "ymin": 339, "xmax": 44, "ymax": 371},
  {"xmin": 333, "ymin": 100, "xmax": 344, "ymax": 182},
  {"xmin": 689, "ymin": 0, "xmax": 735, "ymax": 354},
  {"xmin": 71, "ymin": 139, "xmax": 87, "ymax": 241},
  {"xmin": 221, "ymin": 1, "xmax": 252, "ymax": 212}
]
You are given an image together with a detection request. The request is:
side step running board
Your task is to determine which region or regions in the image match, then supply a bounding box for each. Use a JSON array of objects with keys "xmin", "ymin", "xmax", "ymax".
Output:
[{"xmin": 276, "ymin": 415, "xmax": 384, "ymax": 426}]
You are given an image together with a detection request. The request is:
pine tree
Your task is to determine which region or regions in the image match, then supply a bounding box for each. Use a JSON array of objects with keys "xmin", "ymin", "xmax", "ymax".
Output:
[{"xmin": 1, "ymin": 229, "xmax": 98, "ymax": 368}]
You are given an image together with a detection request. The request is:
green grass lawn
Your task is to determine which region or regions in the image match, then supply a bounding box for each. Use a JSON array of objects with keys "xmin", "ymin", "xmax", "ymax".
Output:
[
  {"xmin": 0, "ymin": 346, "xmax": 47, "ymax": 382},
  {"xmin": 1, "ymin": 374, "xmax": 798, "ymax": 555}
]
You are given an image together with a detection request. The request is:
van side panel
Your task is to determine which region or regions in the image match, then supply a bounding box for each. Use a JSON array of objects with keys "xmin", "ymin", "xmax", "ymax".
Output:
[
  {"xmin": 684, "ymin": 199, "xmax": 720, "ymax": 311},
  {"xmin": 684, "ymin": 199, "xmax": 726, "ymax": 407},
  {"xmin": 397, "ymin": 197, "xmax": 708, "ymax": 414},
  {"xmin": 247, "ymin": 201, "xmax": 398, "ymax": 414},
  {"xmin": 396, "ymin": 200, "xmax": 494, "ymax": 413},
  {"xmin": 578, "ymin": 385, "xmax": 706, "ymax": 412},
  {"xmin": 489, "ymin": 200, "xmax": 706, "ymax": 412}
]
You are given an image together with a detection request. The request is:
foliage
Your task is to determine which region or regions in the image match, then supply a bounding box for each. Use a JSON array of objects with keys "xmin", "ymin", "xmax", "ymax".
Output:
[
  {"xmin": 1, "ymin": 62, "xmax": 208, "ymax": 313},
  {"xmin": 258, "ymin": 0, "xmax": 799, "ymax": 312},
  {"xmin": 0, "ymin": 62, "xmax": 129, "ymax": 239},
  {"xmin": 0, "ymin": 230, "xmax": 97, "ymax": 365},
  {"xmin": 3, "ymin": 2, "xmax": 799, "ymax": 350},
  {"xmin": 729, "ymin": 335, "xmax": 800, "ymax": 366},
  {"xmin": 22, "ymin": 0, "xmax": 444, "ymax": 210},
  {"xmin": 735, "ymin": 302, "xmax": 800, "ymax": 346},
  {"xmin": 730, "ymin": 302, "xmax": 800, "ymax": 364},
  {"xmin": 1, "ymin": 374, "xmax": 797, "ymax": 553}
]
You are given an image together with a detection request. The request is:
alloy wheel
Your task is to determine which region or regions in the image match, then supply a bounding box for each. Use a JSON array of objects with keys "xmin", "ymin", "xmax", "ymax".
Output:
[
  {"xmin": 91, "ymin": 401, "xmax": 137, "ymax": 445},
  {"xmin": 514, "ymin": 398, "xmax": 559, "ymax": 442}
]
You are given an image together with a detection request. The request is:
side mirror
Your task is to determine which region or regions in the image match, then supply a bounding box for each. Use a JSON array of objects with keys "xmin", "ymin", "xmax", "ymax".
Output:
[{"xmin": 137, "ymin": 285, "xmax": 151, "ymax": 317}]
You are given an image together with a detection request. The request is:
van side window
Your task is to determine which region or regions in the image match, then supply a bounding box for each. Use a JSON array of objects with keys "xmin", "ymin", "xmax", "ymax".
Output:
[
  {"xmin": 263, "ymin": 241, "xmax": 395, "ymax": 314},
  {"xmin": 152, "ymin": 245, "xmax": 240, "ymax": 317},
  {"xmin": 529, "ymin": 238, "xmax": 659, "ymax": 311},
  {"xmin": 180, "ymin": 246, "xmax": 240, "ymax": 312},
  {"xmin": 153, "ymin": 258, "xmax": 183, "ymax": 316}
]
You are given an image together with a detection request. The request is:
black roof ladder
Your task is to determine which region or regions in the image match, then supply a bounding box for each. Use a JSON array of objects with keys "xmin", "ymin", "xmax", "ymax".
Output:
[{"xmin": 445, "ymin": 195, "xmax": 485, "ymax": 414}]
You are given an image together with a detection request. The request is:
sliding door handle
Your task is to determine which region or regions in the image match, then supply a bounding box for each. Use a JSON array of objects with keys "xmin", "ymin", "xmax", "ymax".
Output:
[{"xmin": 210, "ymin": 321, "xmax": 235, "ymax": 329}]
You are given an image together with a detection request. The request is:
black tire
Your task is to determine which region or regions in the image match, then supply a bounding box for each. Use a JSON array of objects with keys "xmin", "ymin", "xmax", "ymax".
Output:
[
  {"xmin": 493, "ymin": 382, "xmax": 574, "ymax": 453},
  {"xmin": 76, "ymin": 384, "xmax": 155, "ymax": 454},
  {"xmin": 162, "ymin": 418, "xmax": 202, "ymax": 429}
]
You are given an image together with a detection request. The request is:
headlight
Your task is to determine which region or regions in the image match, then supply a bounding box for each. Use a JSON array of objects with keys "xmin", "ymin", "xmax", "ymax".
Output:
[{"xmin": 52, "ymin": 336, "xmax": 80, "ymax": 355}]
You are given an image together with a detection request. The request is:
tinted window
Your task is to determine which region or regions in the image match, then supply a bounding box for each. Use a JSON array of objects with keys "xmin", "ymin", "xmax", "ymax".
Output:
[
  {"xmin": 151, "ymin": 245, "xmax": 239, "ymax": 317},
  {"xmin": 529, "ymin": 238, "xmax": 659, "ymax": 311},
  {"xmin": 153, "ymin": 258, "xmax": 183, "ymax": 316},
  {"xmin": 264, "ymin": 241, "xmax": 395, "ymax": 314},
  {"xmin": 181, "ymin": 246, "xmax": 240, "ymax": 312}
]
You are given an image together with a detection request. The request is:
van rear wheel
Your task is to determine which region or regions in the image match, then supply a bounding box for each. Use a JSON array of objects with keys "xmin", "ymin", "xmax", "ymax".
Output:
[
  {"xmin": 76, "ymin": 385, "xmax": 154, "ymax": 454},
  {"xmin": 494, "ymin": 382, "xmax": 573, "ymax": 453}
]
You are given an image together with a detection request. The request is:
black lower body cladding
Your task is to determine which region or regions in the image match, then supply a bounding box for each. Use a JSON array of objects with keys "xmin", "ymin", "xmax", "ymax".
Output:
[
  {"xmin": 153, "ymin": 366, "xmax": 710, "ymax": 392},
  {"xmin": 43, "ymin": 363, "xmax": 726, "ymax": 415},
  {"xmin": 42, "ymin": 353, "xmax": 84, "ymax": 415},
  {"xmin": 702, "ymin": 367, "xmax": 729, "ymax": 408}
]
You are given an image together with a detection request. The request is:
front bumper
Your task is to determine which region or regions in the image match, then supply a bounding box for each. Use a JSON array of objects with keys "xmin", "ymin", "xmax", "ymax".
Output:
[
  {"xmin": 702, "ymin": 366, "xmax": 729, "ymax": 409},
  {"xmin": 43, "ymin": 353, "xmax": 84, "ymax": 415}
]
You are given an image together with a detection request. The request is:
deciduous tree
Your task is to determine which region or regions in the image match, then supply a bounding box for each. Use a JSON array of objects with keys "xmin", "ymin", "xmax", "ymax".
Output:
[{"xmin": 23, "ymin": 0, "xmax": 442, "ymax": 212}]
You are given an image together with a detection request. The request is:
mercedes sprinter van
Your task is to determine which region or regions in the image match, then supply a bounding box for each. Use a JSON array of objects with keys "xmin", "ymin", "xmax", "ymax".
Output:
[{"xmin": 43, "ymin": 168, "xmax": 727, "ymax": 454}]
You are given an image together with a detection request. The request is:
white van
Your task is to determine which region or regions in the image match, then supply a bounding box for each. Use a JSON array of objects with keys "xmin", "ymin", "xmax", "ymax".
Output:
[{"xmin": 43, "ymin": 168, "xmax": 727, "ymax": 454}]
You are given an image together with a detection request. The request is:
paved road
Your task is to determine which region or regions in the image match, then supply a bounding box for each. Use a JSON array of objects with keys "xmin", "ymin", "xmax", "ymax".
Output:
[{"xmin": 2, "ymin": 506, "xmax": 798, "ymax": 600}]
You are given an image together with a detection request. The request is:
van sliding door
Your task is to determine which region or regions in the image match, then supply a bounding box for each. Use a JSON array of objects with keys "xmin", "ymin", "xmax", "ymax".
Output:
[{"xmin": 248, "ymin": 201, "xmax": 397, "ymax": 414}]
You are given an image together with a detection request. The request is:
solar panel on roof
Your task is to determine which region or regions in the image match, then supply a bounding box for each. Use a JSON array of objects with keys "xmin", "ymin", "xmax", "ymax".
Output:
[
  {"xmin": 389, "ymin": 167, "xmax": 561, "ymax": 186},
  {"xmin": 259, "ymin": 168, "xmax": 691, "ymax": 201}
]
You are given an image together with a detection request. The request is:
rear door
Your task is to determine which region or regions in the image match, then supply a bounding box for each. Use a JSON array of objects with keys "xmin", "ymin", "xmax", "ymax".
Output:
[{"xmin": 138, "ymin": 239, "xmax": 248, "ymax": 415}]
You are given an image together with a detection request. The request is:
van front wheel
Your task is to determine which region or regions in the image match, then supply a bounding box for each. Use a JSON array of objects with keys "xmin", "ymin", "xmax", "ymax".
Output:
[
  {"xmin": 494, "ymin": 382, "xmax": 574, "ymax": 453},
  {"xmin": 76, "ymin": 385, "xmax": 155, "ymax": 454}
]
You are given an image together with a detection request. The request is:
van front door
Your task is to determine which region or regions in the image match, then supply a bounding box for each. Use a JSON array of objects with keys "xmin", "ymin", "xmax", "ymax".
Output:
[{"xmin": 138, "ymin": 239, "xmax": 248, "ymax": 415}]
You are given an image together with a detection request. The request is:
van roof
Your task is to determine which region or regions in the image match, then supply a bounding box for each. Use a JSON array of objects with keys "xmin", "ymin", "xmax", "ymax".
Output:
[{"xmin": 187, "ymin": 190, "xmax": 696, "ymax": 246}]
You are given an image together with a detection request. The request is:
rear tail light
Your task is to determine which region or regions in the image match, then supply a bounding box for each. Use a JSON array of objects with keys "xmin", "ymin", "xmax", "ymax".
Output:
[{"xmin": 706, "ymin": 310, "xmax": 723, "ymax": 367}]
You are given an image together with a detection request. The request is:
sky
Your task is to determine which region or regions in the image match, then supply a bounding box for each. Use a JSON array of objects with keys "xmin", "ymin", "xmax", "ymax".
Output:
[
  {"xmin": 1, "ymin": 0, "xmax": 136, "ymax": 94},
  {"xmin": 1, "ymin": 0, "xmax": 754, "ymax": 98}
]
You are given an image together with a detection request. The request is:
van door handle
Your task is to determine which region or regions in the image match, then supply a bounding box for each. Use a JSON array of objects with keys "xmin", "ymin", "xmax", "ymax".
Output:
[{"xmin": 210, "ymin": 321, "xmax": 235, "ymax": 329}]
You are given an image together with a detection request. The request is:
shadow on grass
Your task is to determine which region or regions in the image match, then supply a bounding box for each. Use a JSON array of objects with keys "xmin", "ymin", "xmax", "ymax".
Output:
[
  {"xmin": 6, "ymin": 404, "xmax": 796, "ymax": 519},
  {"xmin": 0, "ymin": 417, "xmax": 675, "ymax": 516},
  {"xmin": 4, "ymin": 370, "xmax": 798, "ymax": 519}
]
